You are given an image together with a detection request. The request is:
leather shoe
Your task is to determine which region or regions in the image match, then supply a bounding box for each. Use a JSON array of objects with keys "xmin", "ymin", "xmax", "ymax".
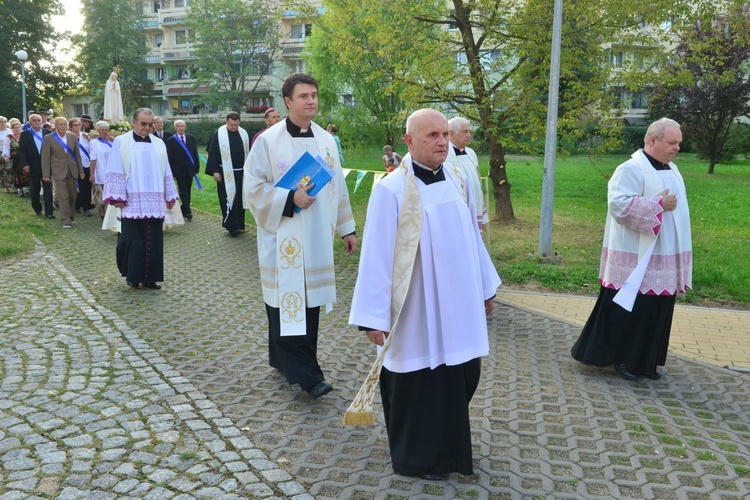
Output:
[
  {"xmin": 643, "ymin": 371, "xmax": 662, "ymax": 380},
  {"xmin": 186, "ymin": 213, "xmax": 193, "ymax": 220},
  {"xmin": 614, "ymin": 363, "xmax": 641, "ymax": 380},
  {"xmin": 142, "ymin": 282, "xmax": 162, "ymax": 290},
  {"xmin": 46, "ymin": 215, "xmax": 56, "ymax": 219},
  {"xmin": 421, "ymin": 474, "xmax": 443, "ymax": 481},
  {"xmin": 230, "ymin": 228, "xmax": 242, "ymax": 236},
  {"xmin": 127, "ymin": 281, "xmax": 139, "ymax": 288},
  {"xmin": 306, "ymin": 381, "xmax": 332, "ymax": 399}
]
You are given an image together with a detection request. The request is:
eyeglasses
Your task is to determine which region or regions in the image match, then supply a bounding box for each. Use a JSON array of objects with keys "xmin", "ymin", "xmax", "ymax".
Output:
[{"xmin": 139, "ymin": 122, "xmax": 155, "ymax": 127}]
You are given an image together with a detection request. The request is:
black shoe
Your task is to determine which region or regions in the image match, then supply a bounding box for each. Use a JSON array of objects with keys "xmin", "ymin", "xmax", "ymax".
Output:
[
  {"xmin": 46, "ymin": 215, "xmax": 56, "ymax": 219},
  {"xmin": 614, "ymin": 363, "xmax": 641, "ymax": 380},
  {"xmin": 127, "ymin": 281, "xmax": 139, "ymax": 288},
  {"xmin": 186, "ymin": 213, "xmax": 193, "ymax": 220},
  {"xmin": 306, "ymin": 381, "xmax": 332, "ymax": 399},
  {"xmin": 84, "ymin": 211, "xmax": 92, "ymax": 217},
  {"xmin": 142, "ymin": 282, "xmax": 162, "ymax": 290},
  {"xmin": 421, "ymin": 474, "xmax": 443, "ymax": 481},
  {"xmin": 230, "ymin": 228, "xmax": 242, "ymax": 236},
  {"xmin": 35, "ymin": 212, "xmax": 42, "ymax": 216},
  {"xmin": 643, "ymin": 371, "xmax": 662, "ymax": 380}
]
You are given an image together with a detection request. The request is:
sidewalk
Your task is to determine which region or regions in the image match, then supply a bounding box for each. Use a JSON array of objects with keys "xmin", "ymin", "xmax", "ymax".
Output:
[
  {"xmin": 0, "ymin": 208, "xmax": 748, "ymax": 498},
  {"xmin": 497, "ymin": 290, "xmax": 750, "ymax": 370}
]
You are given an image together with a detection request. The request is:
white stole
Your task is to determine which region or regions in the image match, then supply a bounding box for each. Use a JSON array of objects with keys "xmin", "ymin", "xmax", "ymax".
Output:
[
  {"xmin": 218, "ymin": 125, "xmax": 249, "ymax": 218},
  {"xmin": 613, "ymin": 150, "xmax": 668, "ymax": 311}
]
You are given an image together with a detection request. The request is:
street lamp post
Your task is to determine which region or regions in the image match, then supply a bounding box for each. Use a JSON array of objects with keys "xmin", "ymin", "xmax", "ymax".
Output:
[{"xmin": 15, "ymin": 50, "xmax": 28, "ymax": 120}]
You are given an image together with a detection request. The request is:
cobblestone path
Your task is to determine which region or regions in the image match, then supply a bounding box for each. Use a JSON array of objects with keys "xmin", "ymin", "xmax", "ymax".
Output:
[{"xmin": 1, "ymin": 209, "xmax": 749, "ymax": 499}]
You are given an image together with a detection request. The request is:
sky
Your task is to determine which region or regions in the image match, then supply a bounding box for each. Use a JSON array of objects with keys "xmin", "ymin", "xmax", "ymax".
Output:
[{"xmin": 53, "ymin": 0, "xmax": 85, "ymax": 63}]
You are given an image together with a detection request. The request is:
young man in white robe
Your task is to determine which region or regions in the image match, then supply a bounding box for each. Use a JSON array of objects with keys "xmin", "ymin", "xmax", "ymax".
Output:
[
  {"xmin": 348, "ymin": 108, "xmax": 501, "ymax": 479},
  {"xmin": 571, "ymin": 118, "xmax": 692, "ymax": 380},
  {"xmin": 205, "ymin": 112, "xmax": 249, "ymax": 236},
  {"xmin": 103, "ymin": 108, "xmax": 179, "ymax": 290},
  {"xmin": 243, "ymin": 73, "xmax": 357, "ymax": 400},
  {"xmin": 445, "ymin": 116, "xmax": 488, "ymax": 232}
]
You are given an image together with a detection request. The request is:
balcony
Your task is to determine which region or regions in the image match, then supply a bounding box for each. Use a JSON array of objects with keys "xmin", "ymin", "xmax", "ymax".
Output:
[
  {"xmin": 159, "ymin": 8, "xmax": 188, "ymax": 26},
  {"xmin": 161, "ymin": 49, "xmax": 196, "ymax": 61},
  {"xmin": 282, "ymin": 44, "xmax": 304, "ymax": 57},
  {"xmin": 139, "ymin": 19, "xmax": 160, "ymax": 30}
]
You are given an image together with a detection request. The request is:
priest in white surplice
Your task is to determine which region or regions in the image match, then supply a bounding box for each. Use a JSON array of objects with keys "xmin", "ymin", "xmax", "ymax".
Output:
[
  {"xmin": 571, "ymin": 118, "xmax": 692, "ymax": 381},
  {"xmin": 445, "ymin": 116, "xmax": 488, "ymax": 232},
  {"xmin": 243, "ymin": 73, "xmax": 357, "ymax": 400},
  {"xmin": 348, "ymin": 109, "xmax": 501, "ymax": 479},
  {"xmin": 103, "ymin": 108, "xmax": 179, "ymax": 290}
]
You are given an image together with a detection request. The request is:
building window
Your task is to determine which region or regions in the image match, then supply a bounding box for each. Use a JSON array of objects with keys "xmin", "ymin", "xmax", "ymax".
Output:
[
  {"xmin": 74, "ymin": 104, "xmax": 89, "ymax": 116},
  {"xmin": 631, "ymin": 91, "xmax": 647, "ymax": 109},
  {"xmin": 177, "ymin": 66, "xmax": 191, "ymax": 79},
  {"xmin": 455, "ymin": 52, "xmax": 467, "ymax": 66},
  {"xmin": 175, "ymin": 30, "xmax": 189, "ymax": 45},
  {"xmin": 153, "ymin": 1, "xmax": 160, "ymax": 12},
  {"xmin": 156, "ymin": 67, "xmax": 165, "ymax": 81},
  {"xmin": 174, "ymin": 0, "xmax": 189, "ymax": 8},
  {"xmin": 155, "ymin": 34, "xmax": 163, "ymax": 47},
  {"xmin": 288, "ymin": 59, "xmax": 305, "ymax": 74},
  {"xmin": 448, "ymin": 9, "xmax": 459, "ymax": 31},
  {"xmin": 610, "ymin": 50, "xmax": 624, "ymax": 68},
  {"xmin": 290, "ymin": 23, "xmax": 311, "ymax": 39},
  {"xmin": 343, "ymin": 94, "xmax": 355, "ymax": 107}
]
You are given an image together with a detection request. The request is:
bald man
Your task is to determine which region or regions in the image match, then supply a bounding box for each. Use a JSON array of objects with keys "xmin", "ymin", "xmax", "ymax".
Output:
[
  {"xmin": 41, "ymin": 117, "xmax": 85, "ymax": 228},
  {"xmin": 349, "ymin": 108, "xmax": 501, "ymax": 479},
  {"xmin": 166, "ymin": 120, "xmax": 200, "ymax": 220}
]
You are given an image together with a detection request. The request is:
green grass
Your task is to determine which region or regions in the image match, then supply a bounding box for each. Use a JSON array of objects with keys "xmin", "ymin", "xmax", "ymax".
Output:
[{"xmin": 2, "ymin": 145, "xmax": 749, "ymax": 308}]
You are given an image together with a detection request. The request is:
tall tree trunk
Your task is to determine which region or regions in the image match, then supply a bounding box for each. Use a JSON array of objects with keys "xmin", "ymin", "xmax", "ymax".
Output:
[
  {"xmin": 708, "ymin": 160, "xmax": 715, "ymax": 174},
  {"xmin": 487, "ymin": 132, "xmax": 515, "ymax": 222}
]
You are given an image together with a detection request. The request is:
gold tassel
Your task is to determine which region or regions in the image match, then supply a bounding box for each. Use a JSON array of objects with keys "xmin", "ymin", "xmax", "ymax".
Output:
[{"xmin": 341, "ymin": 411, "xmax": 374, "ymax": 427}]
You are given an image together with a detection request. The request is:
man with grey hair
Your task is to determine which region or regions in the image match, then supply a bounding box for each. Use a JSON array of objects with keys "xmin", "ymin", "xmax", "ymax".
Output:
[
  {"xmin": 166, "ymin": 119, "xmax": 199, "ymax": 220},
  {"xmin": 152, "ymin": 116, "xmax": 173, "ymax": 141},
  {"xmin": 571, "ymin": 117, "xmax": 692, "ymax": 381},
  {"xmin": 41, "ymin": 117, "xmax": 85, "ymax": 228},
  {"xmin": 348, "ymin": 108, "xmax": 500, "ymax": 479},
  {"xmin": 103, "ymin": 108, "xmax": 179, "ymax": 289},
  {"xmin": 445, "ymin": 116, "xmax": 488, "ymax": 231}
]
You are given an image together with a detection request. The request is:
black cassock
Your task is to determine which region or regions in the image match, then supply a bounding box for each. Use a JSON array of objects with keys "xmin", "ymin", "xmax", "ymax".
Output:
[
  {"xmin": 571, "ymin": 286, "xmax": 675, "ymax": 377},
  {"xmin": 205, "ymin": 130, "xmax": 245, "ymax": 233},
  {"xmin": 116, "ymin": 218, "xmax": 165, "ymax": 284}
]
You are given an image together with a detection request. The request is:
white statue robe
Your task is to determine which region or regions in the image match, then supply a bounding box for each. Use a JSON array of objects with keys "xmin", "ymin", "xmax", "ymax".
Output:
[
  {"xmin": 349, "ymin": 154, "xmax": 501, "ymax": 373},
  {"xmin": 445, "ymin": 143, "xmax": 488, "ymax": 229},
  {"xmin": 243, "ymin": 120, "xmax": 355, "ymax": 334},
  {"xmin": 103, "ymin": 78, "xmax": 124, "ymax": 123}
]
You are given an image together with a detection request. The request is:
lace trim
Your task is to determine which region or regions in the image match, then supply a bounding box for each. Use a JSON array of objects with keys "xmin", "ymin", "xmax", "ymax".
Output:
[
  {"xmin": 616, "ymin": 196, "xmax": 662, "ymax": 236},
  {"xmin": 600, "ymin": 248, "xmax": 692, "ymax": 294}
]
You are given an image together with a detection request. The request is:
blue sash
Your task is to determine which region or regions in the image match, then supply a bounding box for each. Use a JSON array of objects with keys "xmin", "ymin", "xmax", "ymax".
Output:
[
  {"xmin": 52, "ymin": 133, "xmax": 77, "ymax": 162},
  {"xmin": 79, "ymin": 141, "xmax": 90, "ymax": 160},
  {"xmin": 29, "ymin": 129, "xmax": 44, "ymax": 152},
  {"xmin": 175, "ymin": 135, "xmax": 196, "ymax": 166},
  {"xmin": 97, "ymin": 137, "xmax": 113, "ymax": 148}
]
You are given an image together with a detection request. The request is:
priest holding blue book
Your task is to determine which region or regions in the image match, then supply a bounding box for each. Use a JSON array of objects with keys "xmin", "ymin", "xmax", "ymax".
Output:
[{"xmin": 243, "ymin": 73, "xmax": 357, "ymax": 400}]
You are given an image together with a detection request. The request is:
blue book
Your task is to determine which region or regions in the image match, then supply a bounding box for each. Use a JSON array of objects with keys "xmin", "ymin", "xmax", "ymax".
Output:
[{"xmin": 274, "ymin": 151, "xmax": 335, "ymax": 213}]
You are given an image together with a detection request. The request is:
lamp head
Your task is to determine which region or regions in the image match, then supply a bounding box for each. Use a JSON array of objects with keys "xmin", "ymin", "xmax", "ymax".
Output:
[{"xmin": 15, "ymin": 50, "xmax": 28, "ymax": 61}]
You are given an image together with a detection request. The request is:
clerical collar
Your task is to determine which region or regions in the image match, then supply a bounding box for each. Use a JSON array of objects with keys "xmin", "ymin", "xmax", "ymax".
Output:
[
  {"xmin": 453, "ymin": 146, "xmax": 468, "ymax": 156},
  {"xmin": 133, "ymin": 131, "xmax": 151, "ymax": 143},
  {"xmin": 286, "ymin": 117, "xmax": 314, "ymax": 138},
  {"xmin": 412, "ymin": 160, "xmax": 445, "ymax": 184},
  {"xmin": 643, "ymin": 150, "xmax": 671, "ymax": 170}
]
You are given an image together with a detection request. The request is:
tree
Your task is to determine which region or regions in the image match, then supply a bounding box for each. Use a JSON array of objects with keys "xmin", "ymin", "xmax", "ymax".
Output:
[
  {"xmin": 0, "ymin": 0, "xmax": 71, "ymax": 118},
  {"xmin": 649, "ymin": 2, "xmax": 750, "ymax": 174},
  {"xmin": 302, "ymin": 0, "xmax": 690, "ymax": 222},
  {"xmin": 304, "ymin": 0, "xmax": 448, "ymax": 146},
  {"xmin": 73, "ymin": 0, "xmax": 152, "ymax": 117},
  {"xmin": 186, "ymin": 0, "xmax": 282, "ymax": 114}
]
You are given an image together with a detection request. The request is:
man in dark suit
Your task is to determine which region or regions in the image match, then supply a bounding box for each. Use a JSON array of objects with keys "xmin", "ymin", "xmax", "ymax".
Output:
[
  {"xmin": 18, "ymin": 113, "xmax": 54, "ymax": 217},
  {"xmin": 166, "ymin": 120, "xmax": 199, "ymax": 220},
  {"xmin": 153, "ymin": 116, "xmax": 173, "ymax": 141},
  {"xmin": 41, "ymin": 117, "xmax": 85, "ymax": 228}
]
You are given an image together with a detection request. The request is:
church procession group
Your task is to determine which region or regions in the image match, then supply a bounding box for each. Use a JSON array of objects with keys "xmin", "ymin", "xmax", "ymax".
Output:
[{"xmin": 0, "ymin": 71, "xmax": 691, "ymax": 481}]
